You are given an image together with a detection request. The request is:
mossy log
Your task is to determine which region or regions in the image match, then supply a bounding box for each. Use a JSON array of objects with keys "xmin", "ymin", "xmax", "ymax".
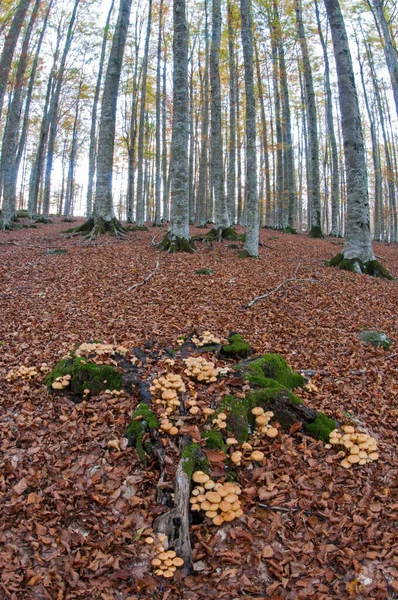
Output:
[
  {"xmin": 327, "ymin": 253, "xmax": 393, "ymax": 279},
  {"xmin": 158, "ymin": 231, "xmax": 195, "ymax": 253},
  {"xmin": 124, "ymin": 403, "xmax": 160, "ymax": 466},
  {"xmin": 44, "ymin": 356, "xmax": 122, "ymax": 400}
]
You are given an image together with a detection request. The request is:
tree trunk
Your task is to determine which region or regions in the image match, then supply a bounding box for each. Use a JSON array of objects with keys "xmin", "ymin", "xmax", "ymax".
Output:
[
  {"xmin": 240, "ymin": 0, "xmax": 259, "ymax": 257},
  {"xmin": 89, "ymin": 0, "xmax": 132, "ymax": 236},
  {"xmin": 210, "ymin": 0, "xmax": 230, "ymax": 234},
  {"xmin": 154, "ymin": 0, "xmax": 164, "ymax": 226},
  {"xmin": 0, "ymin": 0, "xmax": 31, "ymax": 122},
  {"xmin": 227, "ymin": 0, "xmax": 237, "ymax": 225},
  {"xmin": 160, "ymin": 0, "xmax": 193, "ymax": 252},
  {"xmin": 296, "ymin": 0, "xmax": 322, "ymax": 237},
  {"xmin": 324, "ymin": 0, "xmax": 391, "ymax": 278},
  {"xmin": 86, "ymin": 0, "xmax": 115, "ymax": 219},
  {"xmin": 314, "ymin": 0, "xmax": 339, "ymax": 236},
  {"xmin": 1, "ymin": 0, "xmax": 40, "ymax": 229},
  {"xmin": 42, "ymin": 0, "xmax": 80, "ymax": 216},
  {"xmin": 255, "ymin": 40, "xmax": 272, "ymax": 229},
  {"xmin": 162, "ymin": 47, "xmax": 169, "ymax": 221},
  {"xmin": 136, "ymin": 0, "xmax": 153, "ymax": 227},
  {"xmin": 196, "ymin": 0, "xmax": 210, "ymax": 227}
]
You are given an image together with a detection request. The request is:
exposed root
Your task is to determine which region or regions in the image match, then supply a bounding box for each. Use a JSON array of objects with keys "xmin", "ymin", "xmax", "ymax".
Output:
[
  {"xmin": 126, "ymin": 224, "xmax": 149, "ymax": 232},
  {"xmin": 327, "ymin": 253, "xmax": 394, "ymax": 279},
  {"xmin": 158, "ymin": 232, "xmax": 195, "ymax": 253},
  {"xmin": 64, "ymin": 217, "xmax": 127, "ymax": 239}
]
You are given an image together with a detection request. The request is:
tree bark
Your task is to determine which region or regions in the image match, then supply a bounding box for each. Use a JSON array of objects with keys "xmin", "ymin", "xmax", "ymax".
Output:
[
  {"xmin": 154, "ymin": 0, "xmax": 164, "ymax": 225},
  {"xmin": 324, "ymin": 0, "xmax": 391, "ymax": 277},
  {"xmin": 240, "ymin": 0, "xmax": 259, "ymax": 257},
  {"xmin": 86, "ymin": 0, "xmax": 115, "ymax": 219}
]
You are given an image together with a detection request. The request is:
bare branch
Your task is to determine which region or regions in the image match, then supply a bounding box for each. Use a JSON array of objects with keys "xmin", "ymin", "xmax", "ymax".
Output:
[
  {"xmin": 125, "ymin": 261, "xmax": 159, "ymax": 292},
  {"xmin": 246, "ymin": 269, "xmax": 321, "ymax": 308}
]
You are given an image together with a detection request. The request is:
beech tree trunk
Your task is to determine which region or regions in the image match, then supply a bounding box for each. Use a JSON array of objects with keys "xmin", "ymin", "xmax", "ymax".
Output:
[
  {"xmin": 210, "ymin": 0, "xmax": 230, "ymax": 233},
  {"xmin": 1, "ymin": 0, "xmax": 40, "ymax": 228},
  {"xmin": 240, "ymin": 0, "xmax": 259, "ymax": 257},
  {"xmin": 136, "ymin": 0, "xmax": 152, "ymax": 227},
  {"xmin": 0, "ymin": 0, "xmax": 31, "ymax": 122},
  {"xmin": 154, "ymin": 0, "xmax": 164, "ymax": 226},
  {"xmin": 296, "ymin": 0, "xmax": 322, "ymax": 237},
  {"xmin": 227, "ymin": 0, "xmax": 237, "ymax": 225},
  {"xmin": 161, "ymin": 0, "xmax": 193, "ymax": 251},
  {"xmin": 324, "ymin": 0, "xmax": 390, "ymax": 276},
  {"xmin": 86, "ymin": 0, "xmax": 115, "ymax": 219},
  {"xmin": 196, "ymin": 0, "xmax": 210, "ymax": 227},
  {"xmin": 92, "ymin": 0, "xmax": 132, "ymax": 232}
]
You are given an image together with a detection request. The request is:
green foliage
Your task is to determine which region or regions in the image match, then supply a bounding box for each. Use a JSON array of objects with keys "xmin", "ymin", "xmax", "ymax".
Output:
[
  {"xmin": 181, "ymin": 443, "xmax": 209, "ymax": 478},
  {"xmin": 304, "ymin": 412, "xmax": 338, "ymax": 442},
  {"xmin": 201, "ymin": 430, "xmax": 226, "ymax": 451},
  {"xmin": 222, "ymin": 334, "xmax": 251, "ymax": 358},
  {"xmin": 45, "ymin": 356, "xmax": 122, "ymax": 397}
]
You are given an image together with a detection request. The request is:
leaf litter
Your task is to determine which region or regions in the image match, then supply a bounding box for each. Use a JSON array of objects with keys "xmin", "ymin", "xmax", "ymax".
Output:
[{"xmin": 0, "ymin": 219, "xmax": 397, "ymax": 599}]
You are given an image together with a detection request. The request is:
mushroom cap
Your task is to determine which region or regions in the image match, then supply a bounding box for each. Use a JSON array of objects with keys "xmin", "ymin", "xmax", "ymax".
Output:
[
  {"xmin": 145, "ymin": 537, "xmax": 155, "ymax": 544},
  {"xmin": 212, "ymin": 514, "xmax": 224, "ymax": 526},
  {"xmin": 222, "ymin": 511, "xmax": 236, "ymax": 522},
  {"xmin": 266, "ymin": 427, "xmax": 278, "ymax": 438},
  {"xmin": 225, "ymin": 493, "xmax": 238, "ymax": 504},
  {"xmin": 204, "ymin": 480, "xmax": 215, "ymax": 490},
  {"xmin": 226, "ymin": 438, "xmax": 238, "ymax": 446},
  {"xmin": 191, "ymin": 503, "xmax": 201, "ymax": 511},
  {"xmin": 251, "ymin": 450, "xmax": 265, "ymax": 462},
  {"xmin": 234, "ymin": 508, "xmax": 244, "ymax": 518},
  {"xmin": 192, "ymin": 471, "xmax": 209, "ymax": 484},
  {"xmin": 255, "ymin": 415, "xmax": 268, "ymax": 426},
  {"xmin": 347, "ymin": 454, "xmax": 360, "ymax": 464},
  {"xmin": 342, "ymin": 425, "xmax": 355, "ymax": 434},
  {"xmin": 252, "ymin": 407, "xmax": 264, "ymax": 416},
  {"xmin": 161, "ymin": 421, "xmax": 173, "ymax": 431},
  {"xmin": 205, "ymin": 510, "xmax": 218, "ymax": 519},
  {"xmin": 201, "ymin": 500, "xmax": 212, "ymax": 511},
  {"xmin": 368, "ymin": 452, "xmax": 379, "ymax": 461},
  {"xmin": 218, "ymin": 413, "xmax": 227, "ymax": 420},
  {"xmin": 340, "ymin": 459, "xmax": 352, "ymax": 469},
  {"xmin": 205, "ymin": 491, "xmax": 222, "ymax": 504},
  {"xmin": 166, "ymin": 550, "xmax": 176, "ymax": 559},
  {"xmin": 172, "ymin": 557, "xmax": 184, "ymax": 567},
  {"xmin": 196, "ymin": 494, "xmax": 206, "ymax": 503},
  {"xmin": 169, "ymin": 427, "xmax": 179, "ymax": 435},
  {"xmin": 152, "ymin": 558, "xmax": 162, "ymax": 566},
  {"xmin": 219, "ymin": 500, "xmax": 232, "ymax": 512},
  {"xmin": 350, "ymin": 445, "xmax": 360, "ymax": 455},
  {"xmin": 163, "ymin": 570, "xmax": 174, "ymax": 578},
  {"xmin": 52, "ymin": 381, "xmax": 64, "ymax": 390},
  {"xmin": 158, "ymin": 552, "xmax": 169, "ymax": 560}
]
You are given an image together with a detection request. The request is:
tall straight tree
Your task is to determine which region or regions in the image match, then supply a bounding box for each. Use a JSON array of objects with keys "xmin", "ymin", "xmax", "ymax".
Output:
[
  {"xmin": 209, "ymin": 0, "xmax": 231, "ymax": 237},
  {"xmin": 154, "ymin": 0, "xmax": 164, "ymax": 226},
  {"xmin": 0, "ymin": 0, "xmax": 31, "ymax": 122},
  {"xmin": 136, "ymin": 0, "xmax": 153, "ymax": 227},
  {"xmin": 370, "ymin": 0, "xmax": 398, "ymax": 118},
  {"xmin": 86, "ymin": 0, "xmax": 115, "ymax": 218},
  {"xmin": 295, "ymin": 0, "xmax": 322, "ymax": 237},
  {"xmin": 72, "ymin": 0, "xmax": 133, "ymax": 237},
  {"xmin": 159, "ymin": 0, "xmax": 193, "ymax": 251},
  {"xmin": 324, "ymin": 0, "xmax": 392, "ymax": 277},
  {"xmin": 240, "ymin": 0, "xmax": 259, "ymax": 257}
]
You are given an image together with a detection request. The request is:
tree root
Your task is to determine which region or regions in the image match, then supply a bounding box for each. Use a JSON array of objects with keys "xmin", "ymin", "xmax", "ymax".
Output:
[
  {"xmin": 326, "ymin": 253, "xmax": 394, "ymax": 279},
  {"xmin": 158, "ymin": 232, "xmax": 195, "ymax": 253},
  {"xmin": 193, "ymin": 226, "xmax": 245, "ymax": 243},
  {"xmin": 309, "ymin": 225, "xmax": 324, "ymax": 238},
  {"xmin": 64, "ymin": 217, "xmax": 127, "ymax": 239}
]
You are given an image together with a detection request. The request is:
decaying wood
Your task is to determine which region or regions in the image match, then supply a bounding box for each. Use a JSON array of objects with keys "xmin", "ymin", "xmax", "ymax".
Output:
[
  {"xmin": 153, "ymin": 441, "xmax": 193, "ymax": 574},
  {"xmin": 125, "ymin": 261, "xmax": 159, "ymax": 292}
]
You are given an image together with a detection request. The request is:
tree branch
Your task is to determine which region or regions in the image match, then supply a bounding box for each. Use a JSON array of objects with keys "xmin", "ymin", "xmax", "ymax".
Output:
[
  {"xmin": 125, "ymin": 261, "xmax": 159, "ymax": 292},
  {"xmin": 245, "ymin": 266, "xmax": 321, "ymax": 308}
]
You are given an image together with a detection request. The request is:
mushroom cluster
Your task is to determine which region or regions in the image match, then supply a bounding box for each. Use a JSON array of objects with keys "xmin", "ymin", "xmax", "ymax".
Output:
[
  {"xmin": 159, "ymin": 418, "xmax": 179, "ymax": 436},
  {"xmin": 185, "ymin": 396, "xmax": 202, "ymax": 416},
  {"xmin": 329, "ymin": 426, "xmax": 379, "ymax": 468},
  {"xmin": 189, "ymin": 471, "xmax": 243, "ymax": 525},
  {"xmin": 183, "ymin": 356, "xmax": 221, "ymax": 383},
  {"xmin": 149, "ymin": 373, "xmax": 186, "ymax": 414},
  {"xmin": 230, "ymin": 444, "xmax": 264, "ymax": 466},
  {"xmin": 145, "ymin": 534, "xmax": 184, "ymax": 578},
  {"xmin": 6, "ymin": 365, "xmax": 40, "ymax": 382},
  {"xmin": 191, "ymin": 331, "xmax": 222, "ymax": 347},
  {"xmin": 75, "ymin": 342, "xmax": 121, "ymax": 357},
  {"xmin": 51, "ymin": 373, "xmax": 72, "ymax": 390},
  {"xmin": 212, "ymin": 412, "xmax": 227, "ymax": 430},
  {"xmin": 252, "ymin": 407, "xmax": 278, "ymax": 438}
]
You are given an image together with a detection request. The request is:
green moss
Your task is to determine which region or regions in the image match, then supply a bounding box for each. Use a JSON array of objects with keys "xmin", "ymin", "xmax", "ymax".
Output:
[
  {"xmin": 124, "ymin": 403, "xmax": 159, "ymax": 465},
  {"xmin": 127, "ymin": 224, "xmax": 149, "ymax": 231},
  {"xmin": 309, "ymin": 225, "xmax": 323, "ymax": 238},
  {"xmin": 201, "ymin": 430, "xmax": 226, "ymax": 451},
  {"xmin": 247, "ymin": 387, "xmax": 303, "ymax": 410},
  {"xmin": 215, "ymin": 395, "xmax": 250, "ymax": 444},
  {"xmin": 158, "ymin": 232, "xmax": 195, "ymax": 253},
  {"xmin": 44, "ymin": 356, "xmax": 122, "ymax": 397},
  {"xmin": 45, "ymin": 249, "xmax": 67, "ymax": 255},
  {"xmin": 235, "ymin": 354, "xmax": 304, "ymax": 390},
  {"xmin": 304, "ymin": 412, "xmax": 338, "ymax": 442},
  {"xmin": 181, "ymin": 443, "xmax": 209, "ymax": 478},
  {"xmin": 357, "ymin": 330, "xmax": 393, "ymax": 351},
  {"xmin": 238, "ymin": 249, "xmax": 257, "ymax": 259},
  {"xmin": 222, "ymin": 334, "xmax": 251, "ymax": 359},
  {"xmin": 327, "ymin": 254, "xmax": 394, "ymax": 280},
  {"xmin": 195, "ymin": 267, "xmax": 214, "ymax": 275},
  {"xmin": 284, "ymin": 226, "xmax": 297, "ymax": 235}
]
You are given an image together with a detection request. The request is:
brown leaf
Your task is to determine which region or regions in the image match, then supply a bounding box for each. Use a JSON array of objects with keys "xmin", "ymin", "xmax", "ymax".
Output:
[
  {"xmin": 261, "ymin": 545, "xmax": 275, "ymax": 558},
  {"xmin": 13, "ymin": 478, "xmax": 28, "ymax": 495}
]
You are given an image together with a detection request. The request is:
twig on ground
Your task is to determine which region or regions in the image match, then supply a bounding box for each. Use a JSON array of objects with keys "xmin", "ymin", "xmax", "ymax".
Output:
[
  {"xmin": 228, "ymin": 276, "xmax": 238, "ymax": 283},
  {"xmin": 125, "ymin": 261, "xmax": 160, "ymax": 292},
  {"xmin": 0, "ymin": 241, "xmax": 51, "ymax": 250},
  {"xmin": 258, "ymin": 503, "xmax": 328, "ymax": 521},
  {"xmin": 385, "ymin": 352, "xmax": 397, "ymax": 361},
  {"xmin": 245, "ymin": 275, "xmax": 321, "ymax": 308},
  {"xmin": 151, "ymin": 236, "xmax": 158, "ymax": 246}
]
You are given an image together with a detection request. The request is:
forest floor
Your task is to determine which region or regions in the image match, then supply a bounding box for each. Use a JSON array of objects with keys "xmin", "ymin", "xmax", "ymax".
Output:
[{"xmin": 0, "ymin": 218, "xmax": 397, "ymax": 600}]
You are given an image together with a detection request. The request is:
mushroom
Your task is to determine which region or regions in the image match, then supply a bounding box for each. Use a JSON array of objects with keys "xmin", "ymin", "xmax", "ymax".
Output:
[
  {"xmin": 205, "ymin": 491, "xmax": 222, "ymax": 504},
  {"xmin": 252, "ymin": 407, "xmax": 264, "ymax": 416},
  {"xmin": 251, "ymin": 450, "xmax": 265, "ymax": 462},
  {"xmin": 226, "ymin": 438, "xmax": 238, "ymax": 446},
  {"xmin": 266, "ymin": 427, "xmax": 278, "ymax": 438},
  {"xmin": 192, "ymin": 471, "xmax": 209, "ymax": 484}
]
